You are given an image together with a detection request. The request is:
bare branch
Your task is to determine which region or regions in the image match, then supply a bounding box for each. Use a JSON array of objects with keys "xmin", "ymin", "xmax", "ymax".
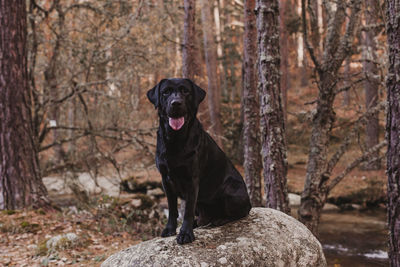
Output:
[
  {"xmin": 321, "ymin": 0, "xmax": 334, "ymax": 20},
  {"xmin": 31, "ymin": 0, "xmax": 57, "ymax": 17},
  {"xmin": 64, "ymin": 3, "xmax": 104, "ymax": 16},
  {"xmin": 304, "ymin": 99, "xmax": 318, "ymax": 105},
  {"xmin": 100, "ymin": 0, "xmax": 144, "ymax": 54},
  {"xmin": 325, "ymin": 100, "xmax": 386, "ymax": 175},
  {"xmin": 307, "ymin": 0, "xmax": 320, "ymax": 56},
  {"xmin": 44, "ymin": 80, "xmax": 110, "ymax": 108},
  {"xmin": 334, "ymin": 77, "xmax": 365, "ymax": 94},
  {"xmin": 321, "ymin": 0, "xmax": 347, "ymax": 71},
  {"xmin": 301, "ymin": 0, "xmax": 321, "ymax": 71},
  {"xmin": 333, "ymin": 0, "xmax": 362, "ymax": 71},
  {"xmin": 39, "ymin": 133, "xmax": 89, "ymax": 152},
  {"xmin": 327, "ymin": 141, "xmax": 387, "ymax": 192},
  {"xmin": 162, "ymin": 34, "xmax": 184, "ymax": 46}
]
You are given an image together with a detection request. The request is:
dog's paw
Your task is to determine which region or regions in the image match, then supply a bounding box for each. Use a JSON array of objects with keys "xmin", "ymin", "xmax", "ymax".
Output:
[
  {"xmin": 161, "ymin": 227, "xmax": 176, "ymax": 237},
  {"xmin": 176, "ymin": 228, "xmax": 195, "ymax": 244}
]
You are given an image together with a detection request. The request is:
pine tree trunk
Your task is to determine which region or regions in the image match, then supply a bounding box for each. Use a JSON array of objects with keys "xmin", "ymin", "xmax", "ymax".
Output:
[
  {"xmin": 386, "ymin": 0, "xmax": 400, "ymax": 265},
  {"xmin": 0, "ymin": 1, "xmax": 50, "ymax": 210},
  {"xmin": 279, "ymin": 0, "xmax": 290, "ymax": 122},
  {"xmin": 243, "ymin": 0, "xmax": 262, "ymax": 207},
  {"xmin": 200, "ymin": 0, "xmax": 223, "ymax": 147},
  {"xmin": 182, "ymin": 0, "xmax": 197, "ymax": 80},
  {"xmin": 256, "ymin": 0, "xmax": 290, "ymax": 214},
  {"xmin": 362, "ymin": 0, "xmax": 380, "ymax": 170}
]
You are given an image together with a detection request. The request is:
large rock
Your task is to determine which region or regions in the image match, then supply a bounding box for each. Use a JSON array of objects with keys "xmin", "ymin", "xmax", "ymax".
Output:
[
  {"xmin": 288, "ymin": 193, "xmax": 301, "ymax": 207},
  {"xmin": 43, "ymin": 173, "xmax": 120, "ymax": 197},
  {"xmin": 102, "ymin": 208, "xmax": 326, "ymax": 267}
]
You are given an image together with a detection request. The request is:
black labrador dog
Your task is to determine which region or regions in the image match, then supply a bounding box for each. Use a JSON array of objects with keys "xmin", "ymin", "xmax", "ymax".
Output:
[{"xmin": 147, "ymin": 78, "xmax": 251, "ymax": 244}]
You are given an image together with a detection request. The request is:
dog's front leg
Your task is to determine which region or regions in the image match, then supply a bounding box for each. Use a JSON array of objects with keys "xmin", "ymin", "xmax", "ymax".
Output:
[
  {"xmin": 177, "ymin": 177, "xmax": 198, "ymax": 244},
  {"xmin": 161, "ymin": 176, "xmax": 178, "ymax": 237}
]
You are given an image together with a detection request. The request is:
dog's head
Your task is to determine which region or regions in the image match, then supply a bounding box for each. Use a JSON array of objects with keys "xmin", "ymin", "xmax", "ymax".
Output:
[{"xmin": 147, "ymin": 78, "xmax": 206, "ymax": 131}]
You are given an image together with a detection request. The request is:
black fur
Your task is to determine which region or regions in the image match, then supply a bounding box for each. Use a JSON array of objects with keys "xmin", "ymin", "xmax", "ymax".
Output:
[{"xmin": 147, "ymin": 78, "xmax": 251, "ymax": 244}]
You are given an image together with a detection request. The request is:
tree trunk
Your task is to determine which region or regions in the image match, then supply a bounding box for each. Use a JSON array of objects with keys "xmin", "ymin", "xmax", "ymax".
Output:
[
  {"xmin": 342, "ymin": 57, "xmax": 351, "ymax": 106},
  {"xmin": 256, "ymin": 0, "xmax": 290, "ymax": 214},
  {"xmin": 200, "ymin": 0, "xmax": 223, "ymax": 147},
  {"xmin": 213, "ymin": 0, "xmax": 225, "ymax": 92},
  {"xmin": 279, "ymin": 0, "xmax": 290, "ymax": 123},
  {"xmin": 386, "ymin": 0, "xmax": 400, "ymax": 265},
  {"xmin": 296, "ymin": 0, "xmax": 308, "ymax": 87},
  {"xmin": 182, "ymin": 0, "xmax": 197, "ymax": 80},
  {"xmin": 219, "ymin": 0, "xmax": 230, "ymax": 100},
  {"xmin": 298, "ymin": 0, "xmax": 362, "ymax": 236},
  {"xmin": 362, "ymin": 0, "xmax": 380, "ymax": 170},
  {"xmin": 44, "ymin": 3, "xmax": 65, "ymax": 164},
  {"xmin": 298, "ymin": 71, "xmax": 336, "ymax": 234},
  {"xmin": 243, "ymin": 0, "xmax": 262, "ymax": 207},
  {"xmin": 0, "ymin": 1, "xmax": 50, "ymax": 210}
]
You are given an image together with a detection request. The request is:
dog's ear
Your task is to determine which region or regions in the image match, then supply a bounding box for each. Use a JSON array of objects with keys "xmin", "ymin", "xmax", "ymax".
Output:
[
  {"xmin": 187, "ymin": 79, "xmax": 206, "ymax": 107},
  {"xmin": 147, "ymin": 79, "xmax": 165, "ymax": 108}
]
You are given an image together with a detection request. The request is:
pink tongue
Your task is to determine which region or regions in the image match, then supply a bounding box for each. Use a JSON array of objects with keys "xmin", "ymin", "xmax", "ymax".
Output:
[{"xmin": 169, "ymin": 117, "xmax": 185, "ymax": 130}]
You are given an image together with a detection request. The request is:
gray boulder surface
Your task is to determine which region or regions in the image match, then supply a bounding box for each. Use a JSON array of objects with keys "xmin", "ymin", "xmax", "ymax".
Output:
[{"xmin": 102, "ymin": 208, "xmax": 326, "ymax": 267}]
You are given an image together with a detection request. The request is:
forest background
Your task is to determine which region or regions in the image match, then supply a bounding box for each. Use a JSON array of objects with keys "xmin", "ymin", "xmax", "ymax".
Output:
[{"xmin": 0, "ymin": 0, "xmax": 393, "ymax": 266}]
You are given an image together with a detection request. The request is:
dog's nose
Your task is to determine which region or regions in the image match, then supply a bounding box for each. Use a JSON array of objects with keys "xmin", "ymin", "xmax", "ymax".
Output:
[{"xmin": 171, "ymin": 99, "xmax": 183, "ymax": 107}]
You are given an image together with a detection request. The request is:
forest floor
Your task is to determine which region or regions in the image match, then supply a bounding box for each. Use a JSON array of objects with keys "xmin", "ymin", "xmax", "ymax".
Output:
[
  {"xmin": 0, "ymin": 156, "xmax": 386, "ymax": 267},
  {"xmin": 0, "ymin": 194, "xmax": 166, "ymax": 267}
]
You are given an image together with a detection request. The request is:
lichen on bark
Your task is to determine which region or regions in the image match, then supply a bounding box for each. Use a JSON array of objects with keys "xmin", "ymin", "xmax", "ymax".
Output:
[{"xmin": 256, "ymin": 0, "xmax": 290, "ymax": 214}]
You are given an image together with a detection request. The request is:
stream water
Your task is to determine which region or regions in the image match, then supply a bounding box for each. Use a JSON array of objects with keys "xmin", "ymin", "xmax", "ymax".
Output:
[{"xmin": 318, "ymin": 209, "xmax": 388, "ymax": 266}]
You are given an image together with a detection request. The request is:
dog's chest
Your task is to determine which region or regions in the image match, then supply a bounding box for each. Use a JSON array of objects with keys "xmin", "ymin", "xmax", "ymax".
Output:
[
  {"xmin": 160, "ymin": 162, "xmax": 192, "ymax": 198},
  {"xmin": 159, "ymin": 151, "xmax": 194, "ymax": 175},
  {"xmin": 158, "ymin": 151, "xmax": 196, "ymax": 189}
]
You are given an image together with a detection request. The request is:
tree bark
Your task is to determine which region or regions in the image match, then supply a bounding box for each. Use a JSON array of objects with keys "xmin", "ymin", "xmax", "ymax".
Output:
[
  {"xmin": 0, "ymin": 1, "xmax": 50, "ymax": 210},
  {"xmin": 182, "ymin": 0, "xmax": 197, "ymax": 80},
  {"xmin": 256, "ymin": 0, "xmax": 290, "ymax": 214},
  {"xmin": 279, "ymin": 0, "xmax": 290, "ymax": 122},
  {"xmin": 298, "ymin": 71, "xmax": 337, "ymax": 234},
  {"xmin": 243, "ymin": 0, "xmax": 262, "ymax": 207},
  {"xmin": 362, "ymin": 0, "xmax": 380, "ymax": 170},
  {"xmin": 386, "ymin": 0, "xmax": 400, "ymax": 265},
  {"xmin": 200, "ymin": 0, "xmax": 223, "ymax": 147},
  {"xmin": 182, "ymin": 0, "xmax": 210, "ymax": 125}
]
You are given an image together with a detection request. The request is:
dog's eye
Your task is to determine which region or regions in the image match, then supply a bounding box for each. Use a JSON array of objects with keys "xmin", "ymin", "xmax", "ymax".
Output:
[
  {"xmin": 181, "ymin": 87, "xmax": 189, "ymax": 94},
  {"xmin": 162, "ymin": 90, "xmax": 170, "ymax": 96}
]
